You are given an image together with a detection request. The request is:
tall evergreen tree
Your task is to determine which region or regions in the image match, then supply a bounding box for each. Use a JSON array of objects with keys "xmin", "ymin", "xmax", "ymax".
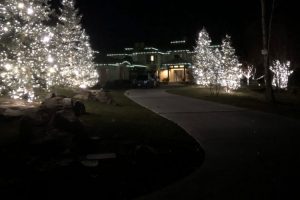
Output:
[
  {"xmin": 192, "ymin": 27, "xmax": 215, "ymax": 86},
  {"xmin": 220, "ymin": 35, "xmax": 242, "ymax": 92},
  {"xmin": 0, "ymin": 0, "xmax": 98, "ymax": 101},
  {"xmin": 56, "ymin": 0, "xmax": 98, "ymax": 89},
  {"xmin": 0, "ymin": 0, "xmax": 53, "ymax": 101}
]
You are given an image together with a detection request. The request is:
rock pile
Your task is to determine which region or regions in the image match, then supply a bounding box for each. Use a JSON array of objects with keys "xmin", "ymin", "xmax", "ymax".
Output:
[
  {"xmin": 73, "ymin": 88, "xmax": 113, "ymax": 104},
  {"xmin": 19, "ymin": 95, "xmax": 86, "ymax": 155}
]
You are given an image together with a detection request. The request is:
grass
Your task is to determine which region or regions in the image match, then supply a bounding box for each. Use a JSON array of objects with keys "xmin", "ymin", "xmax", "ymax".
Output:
[
  {"xmin": 80, "ymin": 90, "xmax": 198, "ymax": 145},
  {"xmin": 0, "ymin": 89, "xmax": 203, "ymax": 199},
  {"xmin": 167, "ymin": 86, "xmax": 300, "ymax": 119}
]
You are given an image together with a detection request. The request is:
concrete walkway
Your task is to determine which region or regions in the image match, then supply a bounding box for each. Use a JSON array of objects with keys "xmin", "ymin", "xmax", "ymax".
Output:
[{"xmin": 126, "ymin": 89, "xmax": 300, "ymax": 200}]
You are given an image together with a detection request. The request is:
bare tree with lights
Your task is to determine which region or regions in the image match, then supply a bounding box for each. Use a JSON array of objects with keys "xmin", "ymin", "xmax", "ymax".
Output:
[
  {"xmin": 270, "ymin": 60, "xmax": 293, "ymax": 90},
  {"xmin": 242, "ymin": 65, "xmax": 256, "ymax": 86}
]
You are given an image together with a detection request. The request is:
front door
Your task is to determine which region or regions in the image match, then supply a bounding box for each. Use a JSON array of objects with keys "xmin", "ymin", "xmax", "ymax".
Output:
[{"xmin": 174, "ymin": 69, "xmax": 184, "ymax": 82}]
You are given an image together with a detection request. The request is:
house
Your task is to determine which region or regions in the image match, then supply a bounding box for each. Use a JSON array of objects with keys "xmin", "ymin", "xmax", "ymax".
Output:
[{"xmin": 96, "ymin": 40, "xmax": 195, "ymax": 86}]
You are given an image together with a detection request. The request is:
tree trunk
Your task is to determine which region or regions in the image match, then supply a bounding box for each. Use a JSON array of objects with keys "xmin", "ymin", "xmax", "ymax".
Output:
[{"xmin": 260, "ymin": 0, "xmax": 275, "ymax": 102}]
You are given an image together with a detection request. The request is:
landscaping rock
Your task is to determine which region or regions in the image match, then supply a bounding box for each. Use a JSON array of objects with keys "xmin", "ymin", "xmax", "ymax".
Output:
[
  {"xmin": 80, "ymin": 160, "xmax": 99, "ymax": 167},
  {"xmin": 0, "ymin": 108, "xmax": 24, "ymax": 119},
  {"xmin": 40, "ymin": 97, "xmax": 64, "ymax": 112},
  {"xmin": 54, "ymin": 109, "xmax": 82, "ymax": 133},
  {"xmin": 73, "ymin": 94, "xmax": 89, "ymax": 101},
  {"xmin": 20, "ymin": 108, "xmax": 53, "ymax": 145},
  {"xmin": 20, "ymin": 95, "xmax": 86, "ymax": 155},
  {"xmin": 73, "ymin": 89, "xmax": 114, "ymax": 104},
  {"xmin": 72, "ymin": 100, "xmax": 86, "ymax": 116},
  {"xmin": 90, "ymin": 89, "xmax": 113, "ymax": 104}
]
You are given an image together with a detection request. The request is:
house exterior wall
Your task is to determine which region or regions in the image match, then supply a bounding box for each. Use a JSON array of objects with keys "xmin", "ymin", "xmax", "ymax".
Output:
[
  {"xmin": 97, "ymin": 64, "xmax": 130, "ymax": 86},
  {"xmin": 99, "ymin": 41, "xmax": 196, "ymax": 84}
]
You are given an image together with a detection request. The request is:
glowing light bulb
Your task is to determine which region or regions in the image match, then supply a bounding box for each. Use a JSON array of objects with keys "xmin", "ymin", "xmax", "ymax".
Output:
[
  {"xmin": 4, "ymin": 63, "xmax": 12, "ymax": 70},
  {"xmin": 49, "ymin": 67, "xmax": 55, "ymax": 73},
  {"xmin": 27, "ymin": 8, "xmax": 34, "ymax": 15},
  {"xmin": 42, "ymin": 35, "xmax": 50, "ymax": 43},
  {"xmin": 74, "ymin": 70, "xmax": 79, "ymax": 76},
  {"xmin": 79, "ymin": 84, "xmax": 87, "ymax": 89},
  {"xmin": 18, "ymin": 3, "xmax": 25, "ymax": 9},
  {"xmin": 47, "ymin": 56, "xmax": 54, "ymax": 63}
]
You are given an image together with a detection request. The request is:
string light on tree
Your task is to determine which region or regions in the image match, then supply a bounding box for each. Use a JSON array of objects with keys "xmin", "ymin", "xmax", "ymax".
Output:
[
  {"xmin": 0, "ymin": 0, "xmax": 52, "ymax": 101},
  {"xmin": 55, "ymin": 0, "xmax": 98, "ymax": 88},
  {"xmin": 192, "ymin": 27, "xmax": 215, "ymax": 86},
  {"xmin": 270, "ymin": 60, "xmax": 293, "ymax": 89},
  {"xmin": 242, "ymin": 65, "xmax": 255, "ymax": 86},
  {"xmin": 220, "ymin": 35, "xmax": 242, "ymax": 92},
  {"xmin": 192, "ymin": 30, "xmax": 242, "ymax": 93},
  {"xmin": 0, "ymin": 0, "xmax": 99, "ymax": 101}
]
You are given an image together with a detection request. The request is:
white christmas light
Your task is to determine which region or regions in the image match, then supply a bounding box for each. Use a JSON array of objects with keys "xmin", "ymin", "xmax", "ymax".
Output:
[
  {"xmin": 18, "ymin": 3, "xmax": 25, "ymax": 9},
  {"xmin": 27, "ymin": 7, "xmax": 34, "ymax": 15},
  {"xmin": 270, "ymin": 60, "xmax": 293, "ymax": 89},
  {"xmin": 49, "ymin": 67, "xmax": 55, "ymax": 73},
  {"xmin": 242, "ymin": 65, "xmax": 255, "ymax": 86},
  {"xmin": 192, "ymin": 27, "xmax": 214, "ymax": 87},
  {"xmin": 47, "ymin": 55, "xmax": 54, "ymax": 63},
  {"xmin": 220, "ymin": 35, "xmax": 242, "ymax": 92},
  {"xmin": 192, "ymin": 30, "xmax": 242, "ymax": 93},
  {"xmin": 4, "ymin": 63, "xmax": 12, "ymax": 70},
  {"xmin": 42, "ymin": 35, "xmax": 51, "ymax": 43}
]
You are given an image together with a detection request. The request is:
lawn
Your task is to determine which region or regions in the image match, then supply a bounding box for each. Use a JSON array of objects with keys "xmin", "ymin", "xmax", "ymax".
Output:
[
  {"xmin": 0, "ymin": 90, "xmax": 203, "ymax": 199},
  {"xmin": 167, "ymin": 86, "xmax": 300, "ymax": 119},
  {"xmin": 80, "ymin": 90, "xmax": 199, "ymax": 145}
]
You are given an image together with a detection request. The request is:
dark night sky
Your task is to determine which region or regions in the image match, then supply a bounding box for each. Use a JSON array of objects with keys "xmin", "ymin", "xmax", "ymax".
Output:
[{"xmin": 73, "ymin": 0, "xmax": 299, "ymax": 61}]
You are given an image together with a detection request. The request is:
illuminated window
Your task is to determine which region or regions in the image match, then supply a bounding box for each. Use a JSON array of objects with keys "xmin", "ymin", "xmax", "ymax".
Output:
[{"xmin": 150, "ymin": 55, "xmax": 155, "ymax": 62}]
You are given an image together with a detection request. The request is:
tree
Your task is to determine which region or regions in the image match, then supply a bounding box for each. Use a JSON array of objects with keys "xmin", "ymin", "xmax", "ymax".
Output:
[
  {"xmin": 192, "ymin": 30, "xmax": 242, "ymax": 94},
  {"xmin": 270, "ymin": 60, "xmax": 293, "ymax": 89},
  {"xmin": 220, "ymin": 35, "xmax": 242, "ymax": 92},
  {"xmin": 192, "ymin": 27, "xmax": 215, "ymax": 86},
  {"xmin": 0, "ymin": 0, "xmax": 53, "ymax": 101},
  {"xmin": 55, "ymin": 0, "xmax": 98, "ymax": 89},
  {"xmin": 207, "ymin": 48, "xmax": 224, "ymax": 95},
  {"xmin": 242, "ymin": 65, "xmax": 256, "ymax": 86},
  {"xmin": 0, "ymin": 0, "xmax": 98, "ymax": 101}
]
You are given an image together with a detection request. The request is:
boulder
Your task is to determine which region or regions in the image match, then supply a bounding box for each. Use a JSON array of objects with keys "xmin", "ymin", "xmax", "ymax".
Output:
[
  {"xmin": 20, "ymin": 96, "xmax": 86, "ymax": 155},
  {"xmin": 53, "ymin": 109, "xmax": 83, "ymax": 133},
  {"xmin": 41, "ymin": 96, "xmax": 85, "ymax": 116},
  {"xmin": 72, "ymin": 100, "xmax": 86, "ymax": 116},
  {"xmin": 20, "ymin": 108, "xmax": 52, "ymax": 145},
  {"xmin": 72, "ymin": 89, "xmax": 113, "ymax": 104},
  {"xmin": 73, "ymin": 94, "xmax": 89, "ymax": 101},
  {"xmin": 1, "ymin": 108, "xmax": 24, "ymax": 119},
  {"xmin": 90, "ymin": 90, "xmax": 113, "ymax": 104},
  {"xmin": 40, "ymin": 97, "xmax": 64, "ymax": 112}
]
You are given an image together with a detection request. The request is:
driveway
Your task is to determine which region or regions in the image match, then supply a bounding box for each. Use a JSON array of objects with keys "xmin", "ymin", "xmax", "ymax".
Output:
[{"xmin": 125, "ymin": 89, "xmax": 300, "ymax": 200}]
